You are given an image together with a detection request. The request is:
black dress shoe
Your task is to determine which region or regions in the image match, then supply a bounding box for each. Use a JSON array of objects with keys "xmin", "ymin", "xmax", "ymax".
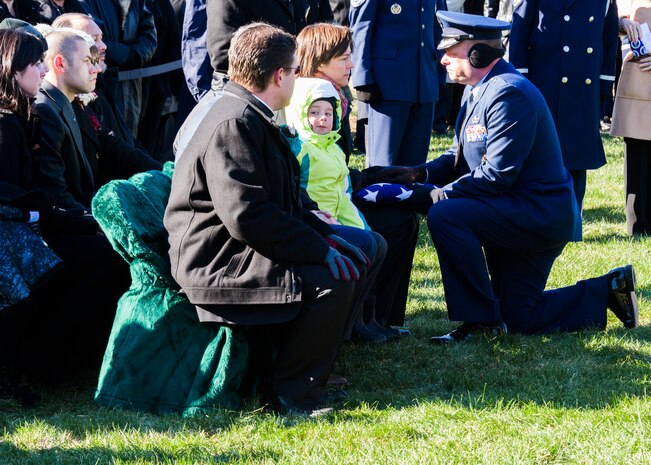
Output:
[
  {"xmin": 351, "ymin": 323, "xmax": 387, "ymax": 343},
  {"xmin": 430, "ymin": 321, "xmax": 507, "ymax": 344},
  {"xmin": 365, "ymin": 320, "xmax": 401, "ymax": 341},
  {"xmin": 608, "ymin": 265, "xmax": 639, "ymax": 328}
]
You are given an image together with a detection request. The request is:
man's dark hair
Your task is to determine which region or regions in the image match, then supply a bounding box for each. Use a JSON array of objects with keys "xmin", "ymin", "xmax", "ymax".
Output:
[{"xmin": 228, "ymin": 23, "xmax": 296, "ymax": 91}]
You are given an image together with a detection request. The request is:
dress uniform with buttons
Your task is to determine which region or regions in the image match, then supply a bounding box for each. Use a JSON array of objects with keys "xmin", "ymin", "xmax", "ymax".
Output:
[
  {"xmin": 349, "ymin": 0, "xmax": 446, "ymax": 167},
  {"xmin": 372, "ymin": 12, "xmax": 638, "ymax": 342},
  {"xmin": 509, "ymin": 0, "xmax": 619, "ymax": 208}
]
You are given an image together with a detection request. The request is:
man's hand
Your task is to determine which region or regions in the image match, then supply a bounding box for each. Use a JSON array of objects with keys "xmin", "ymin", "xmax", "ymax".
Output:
[
  {"xmin": 355, "ymin": 84, "xmax": 382, "ymax": 105},
  {"xmin": 430, "ymin": 188, "xmax": 447, "ymax": 204},
  {"xmin": 362, "ymin": 165, "xmax": 426, "ymax": 185},
  {"xmin": 324, "ymin": 248, "xmax": 360, "ymax": 281},
  {"xmin": 326, "ymin": 234, "xmax": 371, "ymax": 267}
]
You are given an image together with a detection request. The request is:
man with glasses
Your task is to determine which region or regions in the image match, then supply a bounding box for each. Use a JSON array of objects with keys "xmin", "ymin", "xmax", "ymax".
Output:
[{"xmin": 165, "ymin": 23, "xmax": 367, "ymax": 416}]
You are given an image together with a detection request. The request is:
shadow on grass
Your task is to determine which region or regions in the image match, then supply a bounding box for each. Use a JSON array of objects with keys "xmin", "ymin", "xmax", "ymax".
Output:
[
  {"xmin": 583, "ymin": 205, "xmax": 626, "ymax": 225},
  {"xmin": 336, "ymin": 315, "xmax": 651, "ymax": 414},
  {"xmin": 0, "ymin": 442, "xmax": 280, "ymax": 465}
]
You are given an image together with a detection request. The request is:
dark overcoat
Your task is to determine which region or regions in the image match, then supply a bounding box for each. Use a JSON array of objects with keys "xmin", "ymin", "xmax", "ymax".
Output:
[
  {"xmin": 205, "ymin": 0, "xmax": 333, "ymax": 74},
  {"xmin": 509, "ymin": 0, "xmax": 619, "ymax": 170},
  {"xmin": 164, "ymin": 81, "xmax": 334, "ymax": 323}
]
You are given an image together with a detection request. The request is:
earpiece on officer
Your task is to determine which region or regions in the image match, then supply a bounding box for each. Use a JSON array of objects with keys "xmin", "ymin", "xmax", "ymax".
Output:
[{"xmin": 468, "ymin": 43, "xmax": 505, "ymax": 68}]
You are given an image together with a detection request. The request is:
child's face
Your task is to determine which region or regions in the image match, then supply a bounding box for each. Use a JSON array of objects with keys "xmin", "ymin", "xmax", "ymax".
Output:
[{"xmin": 307, "ymin": 100, "xmax": 334, "ymax": 135}]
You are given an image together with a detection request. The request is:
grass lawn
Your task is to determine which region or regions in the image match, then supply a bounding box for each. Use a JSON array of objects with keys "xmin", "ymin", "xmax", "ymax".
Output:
[{"xmin": 2, "ymin": 133, "xmax": 650, "ymax": 464}]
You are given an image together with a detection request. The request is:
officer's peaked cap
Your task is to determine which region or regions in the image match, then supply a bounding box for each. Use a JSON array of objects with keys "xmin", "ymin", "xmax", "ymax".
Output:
[{"xmin": 436, "ymin": 11, "xmax": 510, "ymax": 50}]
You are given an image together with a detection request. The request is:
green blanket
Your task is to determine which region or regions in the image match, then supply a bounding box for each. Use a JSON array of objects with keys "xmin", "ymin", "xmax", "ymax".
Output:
[{"xmin": 91, "ymin": 163, "xmax": 247, "ymax": 416}]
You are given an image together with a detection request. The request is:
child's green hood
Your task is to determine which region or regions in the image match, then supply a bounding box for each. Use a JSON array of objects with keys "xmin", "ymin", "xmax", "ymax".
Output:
[{"xmin": 286, "ymin": 77, "xmax": 342, "ymax": 148}]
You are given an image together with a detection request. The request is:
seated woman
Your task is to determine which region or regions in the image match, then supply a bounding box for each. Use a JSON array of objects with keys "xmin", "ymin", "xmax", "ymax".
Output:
[
  {"xmin": 296, "ymin": 23, "xmax": 420, "ymax": 335},
  {"xmin": 286, "ymin": 77, "xmax": 390, "ymax": 343},
  {"xmin": 0, "ymin": 25, "xmax": 128, "ymax": 396},
  {"xmin": 0, "ymin": 27, "xmax": 57, "ymax": 406}
]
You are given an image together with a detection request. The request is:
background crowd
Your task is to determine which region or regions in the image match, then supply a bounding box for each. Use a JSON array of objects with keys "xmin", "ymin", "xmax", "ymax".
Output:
[{"xmin": 0, "ymin": 0, "xmax": 647, "ymax": 415}]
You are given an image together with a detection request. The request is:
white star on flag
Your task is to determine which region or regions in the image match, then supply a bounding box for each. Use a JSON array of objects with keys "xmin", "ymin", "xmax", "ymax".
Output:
[
  {"xmin": 396, "ymin": 187, "xmax": 413, "ymax": 201},
  {"xmin": 362, "ymin": 189, "xmax": 379, "ymax": 202}
]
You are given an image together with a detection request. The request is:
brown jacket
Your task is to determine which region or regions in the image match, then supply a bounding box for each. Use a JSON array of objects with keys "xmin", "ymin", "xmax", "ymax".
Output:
[{"xmin": 610, "ymin": 0, "xmax": 651, "ymax": 140}]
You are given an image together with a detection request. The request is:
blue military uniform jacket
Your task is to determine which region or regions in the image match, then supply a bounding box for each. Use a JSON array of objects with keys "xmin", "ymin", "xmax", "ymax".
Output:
[
  {"xmin": 423, "ymin": 59, "xmax": 582, "ymax": 243},
  {"xmin": 349, "ymin": 0, "xmax": 446, "ymax": 103},
  {"xmin": 509, "ymin": 0, "xmax": 619, "ymax": 170}
]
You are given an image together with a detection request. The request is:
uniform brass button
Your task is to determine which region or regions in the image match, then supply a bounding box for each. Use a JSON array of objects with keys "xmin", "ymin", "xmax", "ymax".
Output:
[
  {"xmin": 587, "ymin": 47, "xmax": 593, "ymax": 54},
  {"xmin": 421, "ymin": 42, "xmax": 424, "ymax": 47},
  {"xmin": 563, "ymin": 46, "xmax": 570, "ymax": 52},
  {"xmin": 421, "ymin": 24, "xmax": 425, "ymax": 29},
  {"xmin": 589, "ymin": 16, "xmax": 594, "ymax": 22},
  {"xmin": 564, "ymin": 15, "xmax": 570, "ymax": 21},
  {"xmin": 585, "ymin": 78, "xmax": 592, "ymax": 85},
  {"xmin": 561, "ymin": 77, "xmax": 568, "ymax": 83}
]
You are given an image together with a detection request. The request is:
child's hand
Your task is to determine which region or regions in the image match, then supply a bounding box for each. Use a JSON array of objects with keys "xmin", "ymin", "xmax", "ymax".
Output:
[{"xmin": 311, "ymin": 210, "xmax": 341, "ymax": 225}]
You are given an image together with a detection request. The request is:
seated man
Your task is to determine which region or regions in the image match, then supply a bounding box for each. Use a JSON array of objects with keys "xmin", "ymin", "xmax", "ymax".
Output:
[
  {"xmin": 34, "ymin": 30, "xmax": 98, "ymax": 211},
  {"xmin": 35, "ymin": 27, "xmax": 160, "ymax": 211},
  {"xmin": 51, "ymin": 13, "xmax": 139, "ymax": 151},
  {"xmin": 369, "ymin": 11, "xmax": 639, "ymax": 342},
  {"xmin": 164, "ymin": 23, "xmax": 367, "ymax": 415}
]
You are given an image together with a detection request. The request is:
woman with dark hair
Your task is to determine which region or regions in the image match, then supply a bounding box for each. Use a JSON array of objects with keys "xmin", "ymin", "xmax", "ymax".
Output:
[
  {"xmin": 297, "ymin": 23, "xmax": 419, "ymax": 337},
  {"xmin": 0, "ymin": 27, "xmax": 129, "ymax": 405},
  {"xmin": 0, "ymin": 28, "xmax": 52, "ymax": 407},
  {"xmin": 0, "ymin": 27, "xmax": 46, "ymax": 188}
]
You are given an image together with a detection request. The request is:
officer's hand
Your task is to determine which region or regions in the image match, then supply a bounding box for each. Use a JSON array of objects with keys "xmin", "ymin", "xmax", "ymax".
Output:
[
  {"xmin": 326, "ymin": 234, "xmax": 372, "ymax": 267},
  {"xmin": 430, "ymin": 188, "xmax": 447, "ymax": 204},
  {"xmin": 355, "ymin": 84, "xmax": 382, "ymax": 105},
  {"xmin": 362, "ymin": 165, "xmax": 426, "ymax": 185},
  {"xmin": 324, "ymin": 247, "xmax": 360, "ymax": 281}
]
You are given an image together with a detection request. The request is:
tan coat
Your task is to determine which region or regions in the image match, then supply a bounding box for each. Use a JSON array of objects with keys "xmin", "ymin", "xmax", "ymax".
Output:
[{"xmin": 610, "ymin": 0, "xmax": 651, "ymax": 140}]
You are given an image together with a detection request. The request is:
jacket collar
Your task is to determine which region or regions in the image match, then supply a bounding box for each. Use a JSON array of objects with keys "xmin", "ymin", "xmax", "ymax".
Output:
[
  {"xmin": 40, "ymin": 80, "xmax": 71, "ymax": 113},
  {"xmin": 224, "ymin": 80, "xmax": 276, "ymax": 120}
]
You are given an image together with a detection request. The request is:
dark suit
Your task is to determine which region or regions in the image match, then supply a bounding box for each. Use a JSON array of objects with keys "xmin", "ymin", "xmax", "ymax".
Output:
[
  {"xmin": 72, "ymin": 100, "xmax": 162, "ymax": 189},
  {"xmin": 34, "ymin": 81, "xmax": 95, "ymax": 210},
  {"xmin": 349, "ymin": 0, "xmax": 446, "ymax": 166},
  {"xmin": 423, "ymin": 59, "xmax": 610, "ymax": 333},
  {"xmin": 206, "ymin": 0, "xmax": 333, "ymax": 74}
]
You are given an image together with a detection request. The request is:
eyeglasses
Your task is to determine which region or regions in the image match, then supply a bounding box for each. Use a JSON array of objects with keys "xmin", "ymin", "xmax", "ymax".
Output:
[{"xmin": 283, "ymin": 65, "xmax": 301, "ymax": 75}]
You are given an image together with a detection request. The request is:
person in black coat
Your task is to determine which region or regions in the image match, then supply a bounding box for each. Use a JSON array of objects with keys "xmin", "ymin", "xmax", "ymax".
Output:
[
  {"xmin": 165, "ymin": 23, "xmax": 367, "ymax": 415},
  {"xmin": 33, "ymin": 0, "xmax": 89, "ymax": 24},
  {"xmin": 0, "ymin": 27, "xmax": 127, "ymax": 398},
  {"xmin": 204, "ymin": 0, "xmax": 333, "ymax": 90},
  {"xmin": 0, "ymin": 0, "xmax": 48, "ymax": 25}
]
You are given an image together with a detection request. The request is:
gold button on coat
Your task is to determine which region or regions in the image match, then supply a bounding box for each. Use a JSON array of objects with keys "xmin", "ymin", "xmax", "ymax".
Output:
[
  {"xmin": 562, "ymin": 77, "xmax": 568, "ymax": 83},
  {"xmin": 585, "ymin": 78, "xmax": 592, "ymax": 85}
]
